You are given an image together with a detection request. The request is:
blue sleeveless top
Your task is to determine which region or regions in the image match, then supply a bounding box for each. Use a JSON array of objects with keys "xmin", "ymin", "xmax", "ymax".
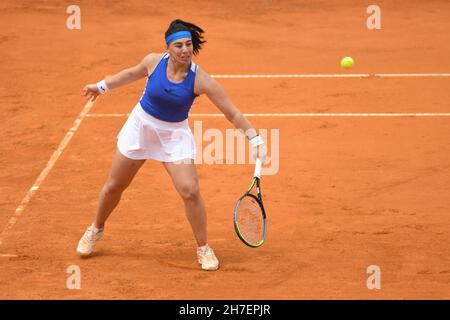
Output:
[{"xmin": 139, "ymin": 53, "xmax": 198, "ymax": 122}]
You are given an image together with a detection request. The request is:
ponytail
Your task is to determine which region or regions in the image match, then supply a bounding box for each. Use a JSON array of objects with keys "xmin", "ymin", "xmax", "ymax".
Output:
[{"xmin": 165, "ymin": 19, "xmax": 206, "ymax": 55}]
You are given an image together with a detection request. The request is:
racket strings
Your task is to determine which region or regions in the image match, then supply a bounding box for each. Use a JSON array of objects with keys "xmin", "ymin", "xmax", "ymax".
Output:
[{"xmin": 236, "ymin": 196, "xmax": 264, "ymax": 245}]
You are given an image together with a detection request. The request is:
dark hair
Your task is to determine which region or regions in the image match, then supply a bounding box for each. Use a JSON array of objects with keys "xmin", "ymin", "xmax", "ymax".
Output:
[{"xmin": 165, "ymin": 19, "xmax": 206, "ymax": 55}]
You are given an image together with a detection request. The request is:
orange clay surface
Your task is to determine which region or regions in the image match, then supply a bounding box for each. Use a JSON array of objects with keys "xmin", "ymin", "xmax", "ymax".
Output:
[{"xmin": 1, "ymin": 0, "xmax": 450, "ymax": 299}]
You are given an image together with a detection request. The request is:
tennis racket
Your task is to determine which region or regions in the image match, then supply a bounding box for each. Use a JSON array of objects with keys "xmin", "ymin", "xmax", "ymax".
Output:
[{"xmin": 234, "ymin": 158, "xmax": 267, "ymax": 248}]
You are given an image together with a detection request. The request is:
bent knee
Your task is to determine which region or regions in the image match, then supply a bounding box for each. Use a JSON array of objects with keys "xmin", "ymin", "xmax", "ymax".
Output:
[
  {"xmin": 103, "ymin": 180, "xmax": 129, "ymax": 195},
  {"xmin": 179, "ymin": 183, "xmax": 200, "ymax": 201}
]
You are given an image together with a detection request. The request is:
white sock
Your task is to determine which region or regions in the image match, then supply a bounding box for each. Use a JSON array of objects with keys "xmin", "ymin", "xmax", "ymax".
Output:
[
  {"xmin": 91, "ymin": 224, "xmax": 103, "ymax": 232},
  {"xmin": 198, "ymin": 244, "xmax": 208, "ymax": 252}
]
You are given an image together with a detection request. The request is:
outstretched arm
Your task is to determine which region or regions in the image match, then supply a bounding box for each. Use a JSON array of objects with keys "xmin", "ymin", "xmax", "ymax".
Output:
[
  {"xmin": 82, "ymin": 53, "xmax": 159, "ymax": 101},
  {"xmin": 196, "ymin": 68, "xmax": 267, "ymax": 161},
  {"xmin": 196, "ymin": 68, "xmax": 257, "ymax": 139}
]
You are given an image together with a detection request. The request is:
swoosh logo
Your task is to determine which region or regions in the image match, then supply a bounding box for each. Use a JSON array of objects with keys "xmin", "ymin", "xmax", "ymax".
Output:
[{"xmin": 164, "ymin": 88, "xmax": 174, "ymax": 93}]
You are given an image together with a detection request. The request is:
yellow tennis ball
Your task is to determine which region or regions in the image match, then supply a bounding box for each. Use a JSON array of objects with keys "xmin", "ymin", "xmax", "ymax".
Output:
[{"xmin": 340, "ymin": 56, "xmax": 354, "ymax": 69}]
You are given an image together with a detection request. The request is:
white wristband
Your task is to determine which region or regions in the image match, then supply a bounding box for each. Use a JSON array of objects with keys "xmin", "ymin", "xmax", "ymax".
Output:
[
  {"xmin": 249, "ymin": 135, "xmax": 264, "ymax": 148},
  {"xmin": 96, "ymin": 80, "xmax": 109, "ymax": 94}
]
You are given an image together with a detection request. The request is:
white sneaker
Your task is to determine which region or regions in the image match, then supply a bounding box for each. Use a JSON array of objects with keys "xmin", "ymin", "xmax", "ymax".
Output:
[
  {"xmin": 77, "ymin": 225, "xmax": 104, "ymax": 256},
  {"xmin": 197, "ymin": 244, "xmax": 219, "ymax": 271}
]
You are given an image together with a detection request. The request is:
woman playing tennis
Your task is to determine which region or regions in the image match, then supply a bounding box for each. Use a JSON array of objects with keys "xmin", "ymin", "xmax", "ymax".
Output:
[{"xmin": 77, "ymin": 19, "xmax": 267, "ymax": 271}]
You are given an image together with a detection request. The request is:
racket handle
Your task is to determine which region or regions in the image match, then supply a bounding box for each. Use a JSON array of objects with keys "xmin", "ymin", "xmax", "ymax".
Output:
[{"xmin": 254, "ymin": 158, "xmax": 262, "ymax": 178}]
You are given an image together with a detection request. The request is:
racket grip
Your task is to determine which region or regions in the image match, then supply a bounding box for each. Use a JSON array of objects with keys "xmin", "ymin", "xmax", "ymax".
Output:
[{"xmin": 254, "ymin": 158, "xmax": 262, "ymax": 178}]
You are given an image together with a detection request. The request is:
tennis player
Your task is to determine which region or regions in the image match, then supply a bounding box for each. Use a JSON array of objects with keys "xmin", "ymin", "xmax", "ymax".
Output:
[{"xmin": 77, "ymin": 19, "xmax": 267, "ymax": 271}]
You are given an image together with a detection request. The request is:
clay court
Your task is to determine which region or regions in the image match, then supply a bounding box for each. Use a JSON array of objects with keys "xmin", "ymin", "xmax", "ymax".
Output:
[{"xmin": 1, "ymin": 0, "xmax": 449, "ymax": 299}]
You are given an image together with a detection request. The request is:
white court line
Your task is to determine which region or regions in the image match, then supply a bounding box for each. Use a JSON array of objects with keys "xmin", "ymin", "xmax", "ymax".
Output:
[
  {"xmin": 375, "ymin": 73, "xmax": 450, "ymax": 78},
  {"xmin": 211, "ymin": 73, "xmax": 450, "ymax": 79},
  {"xmin": 3, "ymin": 72, "xmax": 449, "ymax": 245},
  {"xmin": 212, "ymin": 74, "xmax": 371, "ymax": 78},
  {"xmin": 87, "ymin": 113, "xmax": 450, "ymax": 118},
  {"xmin": 0, "ymin": 99, "xmax": 95, "ymax": 246},
  {"xmin": 0, "ymin": 254, "xmax": 18, "ymax": 258},
  {"xmin": 87, "ymin": 113, "xmax": 128, "ymax": 117},
  {"xmin": 192, "ymin": 113, "xmax": 450, "ymax": 117}
]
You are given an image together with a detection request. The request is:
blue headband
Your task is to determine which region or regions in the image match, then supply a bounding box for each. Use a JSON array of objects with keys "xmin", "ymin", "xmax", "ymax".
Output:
[{"xmin": 166, "ymin": 31, "xmax": 192, "ymax": 45}]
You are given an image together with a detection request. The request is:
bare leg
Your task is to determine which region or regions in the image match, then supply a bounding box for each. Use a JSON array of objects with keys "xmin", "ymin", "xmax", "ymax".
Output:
[
  {"xmin": 93, "ymin": 149, "xmax": 145, "ymax": 229},
  {"xmin": 162, "ymin": 159, "xmax": 207, "ymax": 246}
]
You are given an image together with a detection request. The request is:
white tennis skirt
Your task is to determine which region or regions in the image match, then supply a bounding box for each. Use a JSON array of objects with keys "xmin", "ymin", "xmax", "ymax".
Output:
[{"xmin": 117, "ymin": 102, "xmax": 196, "ymax": 162}]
